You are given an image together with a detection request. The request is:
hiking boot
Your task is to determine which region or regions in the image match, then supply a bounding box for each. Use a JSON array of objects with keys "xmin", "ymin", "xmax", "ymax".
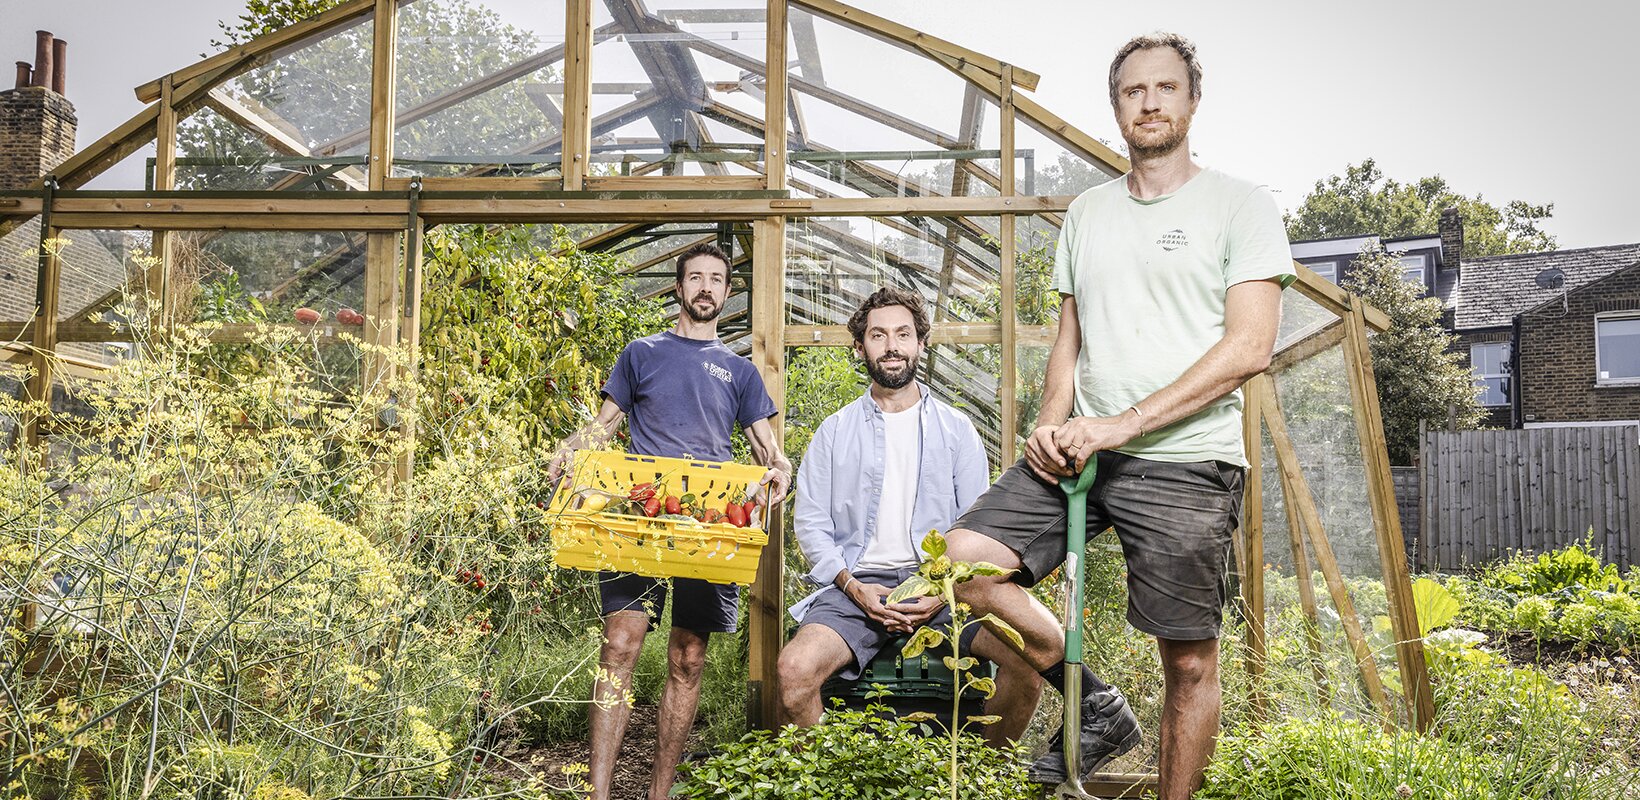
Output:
[{"xmin": 1028, "ymin": 684, "xmax": 1142, "ymax": 784}]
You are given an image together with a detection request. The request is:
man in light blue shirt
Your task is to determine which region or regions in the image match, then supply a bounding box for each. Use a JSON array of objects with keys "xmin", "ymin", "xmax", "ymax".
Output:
[{"xmin": 776, "ymin": 287, "xmax": 1043, "ymax": 745}]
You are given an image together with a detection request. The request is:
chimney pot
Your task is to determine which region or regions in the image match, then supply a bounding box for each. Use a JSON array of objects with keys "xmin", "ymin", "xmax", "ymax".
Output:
[
  {"xmin": 50, "ymin": 38, "xmax": 65, "ymax": 95},
  {"xmin": 32, "ymin": 31, "xmax": 54, "ymax": 90},
  {"xmin": 14, "ymin": 61, "xmax": 31, "ymax": 90}
]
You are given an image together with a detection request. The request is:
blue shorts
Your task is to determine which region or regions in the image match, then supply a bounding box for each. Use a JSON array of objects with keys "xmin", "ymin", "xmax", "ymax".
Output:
[
  {"xmin": 798, "ymin": 567, "xmax": 981, "ymax": 682},
  {"xmin": 598, "ymin": 571, "xmax": 740, "ymax": 634}
]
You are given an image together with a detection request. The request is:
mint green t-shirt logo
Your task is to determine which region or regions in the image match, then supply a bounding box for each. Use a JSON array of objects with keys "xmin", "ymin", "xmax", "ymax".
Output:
[{"xmin": 1158, "ymin": 229, "xmax": 1190, "ymax": 251}]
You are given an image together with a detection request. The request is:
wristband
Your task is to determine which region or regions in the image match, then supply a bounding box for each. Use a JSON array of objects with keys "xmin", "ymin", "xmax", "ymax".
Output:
[
  {"xmin": 842, "ymin": 576, "xmax": 858, "ymax": 593},
  {"xmin": 1129, "ymin": 405, "xmax": 1147, "ymax": 436}
]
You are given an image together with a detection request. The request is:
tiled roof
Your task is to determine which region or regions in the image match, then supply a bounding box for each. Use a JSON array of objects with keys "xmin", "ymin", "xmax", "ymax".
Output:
[{"xmin": 1453, "ymin": 243, "xmax": 1640, "ymax": 330}]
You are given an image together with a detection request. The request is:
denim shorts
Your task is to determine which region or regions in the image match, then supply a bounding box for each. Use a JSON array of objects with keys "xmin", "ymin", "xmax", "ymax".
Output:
[
  {"xmin": 950, "ymin": 451, "xmax": 1244, "ymax": 641},
  {"xmin": 797, "ymin": 567, "xmax": 982, "ymax": 682}
]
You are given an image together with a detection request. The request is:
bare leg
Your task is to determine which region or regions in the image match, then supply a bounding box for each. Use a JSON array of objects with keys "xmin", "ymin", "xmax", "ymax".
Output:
[
  {"xmin": 968, "ymin": 628, "xmax": 1046, "ymax": 746},
  {"xmin": 1156, "ymin": 637, "xmax": 1220, "ymax": 800},
  {"xmin": 945, "ymin": 528, "xmax": 1064, "ymax": 671},
  {"xmin": 646, "ymin": 627, "xmax": 710, "ymax": 800},
  {"xmin": 776, "ymin": 624, "xmax": 856, "ymax": 727},
  {"xmin": 587, "ymin": 612, "xmax": 649, "ymax": 800}
]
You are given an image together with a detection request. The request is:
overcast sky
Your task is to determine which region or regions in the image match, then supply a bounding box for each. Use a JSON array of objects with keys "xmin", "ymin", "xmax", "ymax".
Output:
[{"xmin": 2, "ymin": 0, "xmax": 1634, "ymax": 249}]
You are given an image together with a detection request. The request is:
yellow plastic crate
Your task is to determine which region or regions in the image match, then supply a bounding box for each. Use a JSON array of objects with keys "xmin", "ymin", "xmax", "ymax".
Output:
[{"xmin": 547, "ymin": 450, "xmax": 770, "ymax": 586}]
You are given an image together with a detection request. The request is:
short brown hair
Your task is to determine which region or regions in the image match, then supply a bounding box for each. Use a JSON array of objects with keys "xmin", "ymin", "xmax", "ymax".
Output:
[
  {"xmin": 847, "ymin": 286, "xmax": 930, "ymax": 344},
  {"xmin": 675, "ymin": 242, "xmax": 731, "ymax": 282},
  {"xmin": 1108, "ymin": 32, "xmax": 1202, "ymax": 107}
]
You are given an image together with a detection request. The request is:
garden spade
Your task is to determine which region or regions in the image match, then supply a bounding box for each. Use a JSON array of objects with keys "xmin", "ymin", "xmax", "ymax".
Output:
[{"xmin": 1054, "ymin": 463, "xmax": 1100, "ymax": 800}]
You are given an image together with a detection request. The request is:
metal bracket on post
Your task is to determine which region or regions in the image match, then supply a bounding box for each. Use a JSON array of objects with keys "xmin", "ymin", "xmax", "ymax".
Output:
[
  {"xmin": 402, "ymin": 176, "xmax": 422, "ymax": 321},
  {"xmin": 33, "ymin": 178, "xmax": 57, "ymax": 319}
]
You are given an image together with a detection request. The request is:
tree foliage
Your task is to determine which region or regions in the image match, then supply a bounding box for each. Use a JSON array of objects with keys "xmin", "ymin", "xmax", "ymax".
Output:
[
  {"xmin": 1341, "ymin": 244, "xmax": 1482, "ymax": 463},
  {"xmin": 419, "ymin": 225, "xmax": 667, "ymax": 450},
  {"xmin": 1286, "ymin": 159, "xmax": 1555, "ymax": 258}
]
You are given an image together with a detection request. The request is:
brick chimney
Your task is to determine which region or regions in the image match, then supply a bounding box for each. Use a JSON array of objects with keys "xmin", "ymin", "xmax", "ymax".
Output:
[
  {"xmin": 1, "ymin": 31, "xmax": 77, "ymax": 190},
  {"xmin": 1438, "ymin": 206, "xmax": 1463, "ymax": 268}
]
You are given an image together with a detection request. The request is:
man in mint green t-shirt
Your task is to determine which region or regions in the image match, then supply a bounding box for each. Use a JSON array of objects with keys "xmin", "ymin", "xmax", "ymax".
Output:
[{"xmin": 945, "ymin": 33, "xmax": 1294, "ymax": 799}]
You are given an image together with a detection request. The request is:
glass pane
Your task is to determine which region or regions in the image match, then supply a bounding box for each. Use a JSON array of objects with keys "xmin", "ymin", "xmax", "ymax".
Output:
[
  {"xmin": 1, "ymin": 218, "xmax": 46, "ymax": 325},
  {"xmin": 1265, "ymin": 343, "xmax": 1406, "ymax": 724},
  {"xmin": 784, "ymin": 8, "xmax": 1000, "ymax": 198},
  {"xmin": 588, "ymin": 1, "xmax": 766, "ymax": 178},
  {"xmin": 1014, "ymin": 114, "xmax": 1122, "ymax": 198},
  {"xmin": 169, "ymin": 230, "xmax": 372, "ymax": 326},
  {"xmin": 923, "ymin": 343, "xmax": 1001, "ymax": 468},
  {"xmin": 785, "ymin": 217, "xmax": 1001, "ymax": 328},
  {"xmin": 0, "ymin": 223, "xmax": 142, "ymax": 366},
  {"xmin": 175, "ymin": 13, "xmax": 375, "ymax": 188},
  {"xmin": 1597, "ymin": 317, "xmax": 1640, "ymax": 380},
  {"xmin": 394, "ymin": 0, "xmax": 568, "ymax": 178},
  {"xmin": 1275, "ymin": 283, "xmax": 1340, "ymax": 353},
  {"xmin": 79, "ymin": 141, "xmax": 157, "ymax": 191}
]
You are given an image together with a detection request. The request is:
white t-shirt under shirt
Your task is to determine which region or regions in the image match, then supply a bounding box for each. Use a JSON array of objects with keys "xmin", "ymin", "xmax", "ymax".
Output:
[
  {"xmin": 853, "ymin": 400, "xmax": 922, "ymax": 571},
  {"xmin": 1053, "ymin": 168, "xmax": 1296, "ymax": 467}
]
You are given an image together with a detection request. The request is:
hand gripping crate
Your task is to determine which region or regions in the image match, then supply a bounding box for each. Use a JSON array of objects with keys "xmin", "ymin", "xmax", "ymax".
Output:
[{"xmin": 547, "ymin": 450, "xmax": 770, "ymax": 586}]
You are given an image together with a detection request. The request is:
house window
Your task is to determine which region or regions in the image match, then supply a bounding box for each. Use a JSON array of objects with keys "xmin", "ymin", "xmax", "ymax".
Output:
[
  {"xmin": 1595, "ymin": 313, "xmax": 1640, "ymax": 384},
  {"xmin": 1470, "ymin": 342, "xmax": 1511, "ymax": 406},
  {"xmin": 1308, "ymin": 260, "xmax": 1338, "ymax": 283},
  {"xmin": 1398, "ymin": 254, "xmax": 1427, "ymax": 286}
]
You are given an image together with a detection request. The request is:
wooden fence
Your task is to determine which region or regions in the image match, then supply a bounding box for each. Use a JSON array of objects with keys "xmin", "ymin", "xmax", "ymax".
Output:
[{"xmin": 1416, "ymin": 424, "xmax": 1640, "ymax": 571}]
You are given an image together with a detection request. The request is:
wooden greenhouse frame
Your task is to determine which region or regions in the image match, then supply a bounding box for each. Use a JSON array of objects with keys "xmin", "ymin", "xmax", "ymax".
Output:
[{"xmin": 0, "ymin": 0, "xmax": 1432, "ymax": 788}]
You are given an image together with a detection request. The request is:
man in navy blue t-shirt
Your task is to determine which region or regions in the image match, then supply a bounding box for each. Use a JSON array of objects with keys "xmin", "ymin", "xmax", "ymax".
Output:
[{"xmin": 552, "ymin": 242, "xmax": 791, "ymax": 800}]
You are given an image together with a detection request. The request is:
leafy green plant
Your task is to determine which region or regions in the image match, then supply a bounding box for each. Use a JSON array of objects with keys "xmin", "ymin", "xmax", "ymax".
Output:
[
  {"xmin": 1444, "ymin": 541, "xmax": 1640, "ymax": 649},
  {"xmin": 671, "ymin": 695, "xmax": 1035, "ymax": 800},
  {"xmin": 887, "ymin": 530, "xmax": 1022, "ymax": 800},
  {"xmin": 1484, "ymin": 539, "xmax": 1628, "ymax": 596}
]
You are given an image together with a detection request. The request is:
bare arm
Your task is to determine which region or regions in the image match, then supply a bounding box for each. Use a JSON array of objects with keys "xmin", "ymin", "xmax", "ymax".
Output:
[
  {"xmin": 1053, "ymin": 279, "xmax": 1284, "ymax": 470},
  {"xmin": 744, "ymin": 416, "xmax": 793, "ymax": 504},
  {"xmin": 547, "ymin": 398, "xmax": 626, "ymax": 482}
]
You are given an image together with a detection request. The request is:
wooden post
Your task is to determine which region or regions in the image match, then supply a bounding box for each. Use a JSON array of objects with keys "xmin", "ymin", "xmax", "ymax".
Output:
[
  {"xmin": 747, "ymin": 215, "xmax": 787, "ymax": 729},
  {"xmin": 1343, "ymin": 299, "xmax": 1436, "ymax": 731},
  {"xmin": 998, "ymin": 67, "xmax": 1018, "ymax": 466},
  {"xmin": 394, "ymin": 212, "xmax": 424, "ymax": 486},
  {"xmin": 23, "ymin": 218, "xmax": 60, "ymax": 450},
  {"xmin": 368, "ymin": 0, "xmax": 397, "ymax": 192},
  {"xmin": 764, "ymin": 0, "xmax": 788, "ymax": 191},
  {"xmin": 1260, "ymin": 374, "xmax": 1394, "ymax": 718},
  {"xmin": 363, "ymin": 0, "xmax": 402, "ymax": 482},
  {"xmin": 152, "ymin": 76, "xmax": 177, "ymax": 326},
  {"xmin": 563, "ymin": 0, "xmax": 593, "ymax": 190},
  {"xmin": 1240, "ymin": 374, "xmax": 1267, "ymax": 719}
]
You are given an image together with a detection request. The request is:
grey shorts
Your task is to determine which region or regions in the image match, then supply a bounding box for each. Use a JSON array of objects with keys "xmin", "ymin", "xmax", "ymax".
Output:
[
  {"xmin": 598, "ymin": 571, "xmax": 739, "ymax": 634},
  {"xmin": 798, "ymin": 567, "xmax": 982, "ymax": 682},
  {"xmin": 951, "ymin": 451, "xmax": 1244, "ymax": 641}
]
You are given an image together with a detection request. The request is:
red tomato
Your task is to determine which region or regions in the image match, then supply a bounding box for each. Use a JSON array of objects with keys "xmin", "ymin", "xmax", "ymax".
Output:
[
  {"xmin": 628, "ymin": 482, "xmax": 657, "ymax": 503},
  {"xmin": 643, "ymin": 496, "xmax": 662, "ymax": 517},
  {"xmin": 724, "ymin": 504, "xmax": 748, "ymax": 528},
  {"xmin": 665, "ymin": 495, "xmax": 682, "ymax": 515}
]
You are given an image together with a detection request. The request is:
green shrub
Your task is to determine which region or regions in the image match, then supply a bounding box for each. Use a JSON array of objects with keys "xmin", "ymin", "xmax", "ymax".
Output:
[
  {"xmin": 671, "ymin": 702, "xmax": 1034, "ymax": 800},
  {"xmin": 1200, "ymin": 709, "xmax": 1632, "ymax": 800},
  {"xmin": 1484, "ymin": 540, "xmax": 1628, "ymax": 596},
  {"xmin": 1446, "ymin": 542, "xmax": 1640, "ymax": 649}
]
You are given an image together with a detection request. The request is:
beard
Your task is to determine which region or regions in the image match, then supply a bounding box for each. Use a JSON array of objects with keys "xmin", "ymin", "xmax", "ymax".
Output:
[
  {"xmin": 680, "ymin": 291, "xmax": 723, "ymax": 323},
  {"xmin": 865, "ymin": 349, "xmax": 919, "ymax": 390},
  {"xmin": 1122, "ymin": 112, "xmax": 1192, "ymax": 159}
]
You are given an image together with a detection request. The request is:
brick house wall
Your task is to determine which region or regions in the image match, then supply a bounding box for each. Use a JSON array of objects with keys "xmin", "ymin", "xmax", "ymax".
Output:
[
  {"xmin": 1, "ymin": 76, "xmax": 129, "ymax": 363},
  {"xmin": 0, "ymin": 86, "xmax": 75, "ymax": 191},
  {"xmin": 1517, "ymin": 262, "xmax": 1640, "ymax": 423},
  {"xmin": 1451, "ymin": 327, "xmax": 1513, "ymax": 428}
]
